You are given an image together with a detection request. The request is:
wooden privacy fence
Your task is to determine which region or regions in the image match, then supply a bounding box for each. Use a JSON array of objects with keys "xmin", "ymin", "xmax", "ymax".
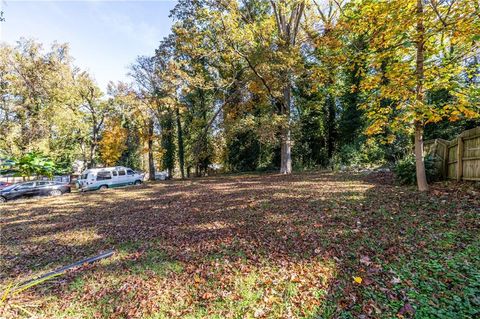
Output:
[{"xmin": 424, "ymin": 126, "xmax": 480, "ymax": 181}]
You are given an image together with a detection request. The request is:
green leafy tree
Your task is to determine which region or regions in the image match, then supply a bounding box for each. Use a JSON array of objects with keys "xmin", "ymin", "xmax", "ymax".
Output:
[{"xmin": 12, "ymin": 152, "xmax": 56, "ymax": 179}]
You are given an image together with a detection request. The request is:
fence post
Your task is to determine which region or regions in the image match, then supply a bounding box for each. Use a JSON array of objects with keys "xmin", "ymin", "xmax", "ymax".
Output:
[
  {"xmin": 456, "ymin": 137, "xmax": 463, "ymax": 181},
  {"xmin": 443, "ymin": 142, "xmax": 448, "ymax": 178}
]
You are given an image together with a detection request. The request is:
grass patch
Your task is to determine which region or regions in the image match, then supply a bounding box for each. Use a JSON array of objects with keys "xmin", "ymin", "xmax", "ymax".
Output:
[{"xmin": 0, "ymin": 171, "xmax": 478, "ymax": 318}]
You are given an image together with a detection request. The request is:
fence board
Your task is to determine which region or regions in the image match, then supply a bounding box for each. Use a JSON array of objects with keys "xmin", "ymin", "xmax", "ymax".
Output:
[{"xmin": 425, "ymin": 126, "xmax": 480, "ymax": 181}]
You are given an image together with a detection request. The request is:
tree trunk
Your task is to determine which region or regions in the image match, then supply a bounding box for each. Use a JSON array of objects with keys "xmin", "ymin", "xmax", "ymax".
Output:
[
  {"xmin": 280, "ymin": 83, "xmax": 292, "ymax": 174},
  {"xmin": 326, "ymin": 93, "xmax": 336, "ymax": 163},
  {"xmin": 88, "ymin": 138, "xmax": 96, "ymax": 169},
  {"xmin": 414, "ymin": 0, "xmax": 428, "ymax": 191},
  {"xmin": 280, "ymin": 128, "xmax": 292, "ymax": 174},
  {"xmin": 176, "ymin": 106, "xmax": 185, "ymax": 179},
  {"xmin": 147, "ymin": 120, "xmax": 155, "ymax": 181},
  {"xmin": 88, "ymin": 116, "xmax": 98, "ymax": 169},
  {"xmin": 414, "ymin": 122, "xmax": 428, "ymax": 191}
]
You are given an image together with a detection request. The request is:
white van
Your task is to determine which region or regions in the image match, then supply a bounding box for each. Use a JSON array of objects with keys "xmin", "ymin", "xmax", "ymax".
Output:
[{"xmin": 77, "ymin": 166, "xmax": 144, "ymax": 191}]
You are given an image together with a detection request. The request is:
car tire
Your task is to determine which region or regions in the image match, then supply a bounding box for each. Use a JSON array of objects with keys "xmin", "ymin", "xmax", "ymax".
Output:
[
  {"xmin": 49, "ymin": 189, "xmax": 62, "ymax": 196},
  {"xmin": 0, "ymin": 196, "xmax": 6, "ymax": 203},
  {"xmin": 99, "ymin": 185, "xmax": 108, "ymax": 190},
  {"xmin": 134, "ymin": 180, "xmax": 142, "ymax": 185}
]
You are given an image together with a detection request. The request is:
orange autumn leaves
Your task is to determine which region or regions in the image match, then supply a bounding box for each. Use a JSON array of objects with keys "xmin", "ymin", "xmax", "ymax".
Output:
[
  {"xmin": 353, "ymin": 0, "xmax": 480, "ymax": 136},
  {"xmin": 99, "ymin": 118, "xmax": 128, "ymax": 166}
]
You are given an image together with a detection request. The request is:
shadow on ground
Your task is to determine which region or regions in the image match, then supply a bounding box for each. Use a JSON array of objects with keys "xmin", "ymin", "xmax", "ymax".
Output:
[{"xmin": 1, "ymin": 171, "xmax": 479, "ymax": 318}]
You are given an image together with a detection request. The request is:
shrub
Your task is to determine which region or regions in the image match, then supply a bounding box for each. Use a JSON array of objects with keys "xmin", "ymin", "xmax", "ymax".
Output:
[
  {"xmin": 334, "ymin": 141, "xmax": 385, "ymax": 168},
  {"xmin": 9, "ymin": 152, "xmax": 57, "ymax": 178},
  {"xmin": 394, "ymin": 154, "xmax": 441, "ymax": 185}
]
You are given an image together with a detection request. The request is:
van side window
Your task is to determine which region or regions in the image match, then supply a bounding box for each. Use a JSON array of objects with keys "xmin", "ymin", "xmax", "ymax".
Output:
[
  {"xmin": 127, "ymin": 169, "xmax": 135, "ymax": 176},
  {"xmin": 97, "ymin": 172, "xmax": 112, "ymax": 181},
  {"xmin": 118, "ymin": 170, "xmax": 126, "ymax": 176},
  {"xmin": 112, "ymin": 171, "xmax": 118, "ymax": 176}
]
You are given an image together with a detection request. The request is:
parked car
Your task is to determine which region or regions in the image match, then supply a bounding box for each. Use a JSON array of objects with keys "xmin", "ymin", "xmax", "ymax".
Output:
[
  {"xmin": 0, "ymin": 181, "xmax": 71, "ymax": 203},
  {"xmin": 77, "ymin": 166, "xmax": 144, "ymax": 191},
  {"xmin": 0, "ymin": 181, "xmax": 11, "ymax": 190}
]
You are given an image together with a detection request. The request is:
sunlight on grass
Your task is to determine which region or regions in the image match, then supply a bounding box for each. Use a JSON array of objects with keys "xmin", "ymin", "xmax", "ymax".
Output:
[
  {"xmin": 31, "ymin": 229, "xmax": 102, "ymax": 247},
  {"xmin": 1, "ymin": 172, "xmax": 478, "ymax": 318}
]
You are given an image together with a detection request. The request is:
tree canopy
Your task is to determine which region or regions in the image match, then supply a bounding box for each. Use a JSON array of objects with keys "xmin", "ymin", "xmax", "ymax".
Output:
[{"xmin": 1, "ymin": 0, "xmax": 478, "ymax": 190}]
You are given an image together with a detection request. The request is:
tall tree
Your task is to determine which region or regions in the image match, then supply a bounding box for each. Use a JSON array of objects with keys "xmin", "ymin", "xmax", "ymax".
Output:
[
  {"xmin": 129, "ymin": 56, "xmax": 164, "ymax": 180},
  {"xmin": 0, "ymin": 39, "xmax": 96, "ymax": 172},
  {"xmin": 270, "ymin": 0, "xmax": 305, "ymax": 174},
  {"xmin": 77, "ymin": 73, "xmax": 108, "ymax": 169},
  {"xmin": 414, "ymin": 0, "xmax": 428, "ymax": 190},
  {"xmin": 352, "ymin": 0, "xmax": 480, "ymax": 190}
]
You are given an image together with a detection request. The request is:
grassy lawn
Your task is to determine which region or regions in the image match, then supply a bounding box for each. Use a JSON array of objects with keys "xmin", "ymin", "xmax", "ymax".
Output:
[{"xmin": 1, "ymin": 171, "xmax": 479, "ymax": 318}]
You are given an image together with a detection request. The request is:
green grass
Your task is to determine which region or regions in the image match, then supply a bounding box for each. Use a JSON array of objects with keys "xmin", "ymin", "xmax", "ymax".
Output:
[
  {"xmin": 358, "ymin": 242, "xmax": 480, "ymax": 318},
  {"xmin": 0, "ymin": 171, "xmax": 478, "ymax": 318},
  {"xmin": 118, "ymin": 241, "xmax": 184, "ymax": 277}
]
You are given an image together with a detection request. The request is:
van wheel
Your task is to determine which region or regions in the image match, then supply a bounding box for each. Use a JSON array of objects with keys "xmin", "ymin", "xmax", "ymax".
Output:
[
  {"xmin": 0, "ymin": 196, "xmax": 6, "ymax": 203},
  {"xmin": 134, "ymin": 180, "xmax": 142, "ymax": 185},
  {"xmin": 49, "ymin": 189, "xmax": 62, "ymax": 196},
  {"xmin": 99, "ymin": 185, "xmax": 108, "ymax": 190}
]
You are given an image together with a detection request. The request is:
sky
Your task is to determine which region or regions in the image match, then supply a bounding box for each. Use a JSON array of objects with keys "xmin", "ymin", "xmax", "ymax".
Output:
[{"xmin": 0, "ymin": 0, "xmax": 177, "ymax": 90}]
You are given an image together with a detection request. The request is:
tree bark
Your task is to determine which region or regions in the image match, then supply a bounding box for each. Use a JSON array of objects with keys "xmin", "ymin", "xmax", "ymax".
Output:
[
  {"xmin": 147, "ymin": 119, "xmax": 155, "ymax": 181},
  {"xmin": 175, "ymin": 106, "xmax": 185, "ymax": 179},
  {"xmin": 326, "ymin": 93, "xmax": 336, "ymax": 162},
  {"xmin": 88, "ymin": 125, "xmax": 97, "ymax": 169},
  {"xmin": 280, "ymin": 127, "xmax": 292, "ymax": 174},
  {"xmin": 414, "ymin": 122, "xmax": 428, "ymax": 191},
  {"xmin": 414, "ymin": 0, "xmax": 429, "ymax": 191},
  {"xmin": 280, "ymin": 83, "xmax": 292, "ymax": 174}
]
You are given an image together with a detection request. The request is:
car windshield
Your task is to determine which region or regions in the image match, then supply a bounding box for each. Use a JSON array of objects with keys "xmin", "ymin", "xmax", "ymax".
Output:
[{"xmin": 1, "ymin": 184, "xmax": 17, "ymax": 191}]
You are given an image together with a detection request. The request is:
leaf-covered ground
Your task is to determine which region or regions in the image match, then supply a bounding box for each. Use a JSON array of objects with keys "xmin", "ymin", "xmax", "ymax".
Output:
[{"xmin": 1, "ymin": 172, "xmax": 479, "ymax": 318}]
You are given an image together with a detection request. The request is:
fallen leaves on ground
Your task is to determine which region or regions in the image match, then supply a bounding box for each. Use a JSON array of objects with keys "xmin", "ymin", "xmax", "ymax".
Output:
[{"xmin": 0, "ymin": 171, "xmax": 478, "ymax": 318}]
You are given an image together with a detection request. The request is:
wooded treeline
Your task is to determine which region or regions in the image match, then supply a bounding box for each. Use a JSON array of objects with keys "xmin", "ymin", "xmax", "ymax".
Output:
[{"xmin": 1, "ymin": 0, "xmax": 479, "ymax": 190}]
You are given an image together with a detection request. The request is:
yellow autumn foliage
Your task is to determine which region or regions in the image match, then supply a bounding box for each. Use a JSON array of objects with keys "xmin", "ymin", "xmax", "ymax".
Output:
[{"xmin": 99, "ymin": 118, "xmax": 128, "ymax": 166}]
